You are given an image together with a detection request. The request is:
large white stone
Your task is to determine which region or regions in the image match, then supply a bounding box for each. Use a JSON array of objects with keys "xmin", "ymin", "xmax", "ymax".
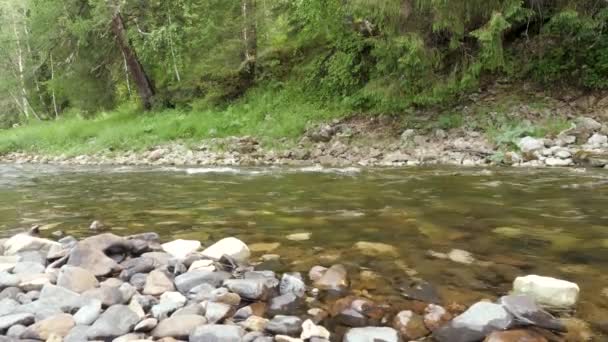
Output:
[
  {"xmin": 3, "ymin": 234, "xmax": 61, "ymax": 256},
  {"xmin": 517, "ymin": 137, "xmax": 544, "ymax": 153},
  {"xmin": 201, "ymin": 237, "xmax": 250, "ymax": 262},
  {"xmin": 513, "ymin": 275, "xmax": 579, "ymax": 308},
  {"xmin": 161, "ymin": 239, "xmax": 201, "ymax": 259},
  {"xmin": 587, "ymin": 133, "xmax": 608, "ymax": 146}
]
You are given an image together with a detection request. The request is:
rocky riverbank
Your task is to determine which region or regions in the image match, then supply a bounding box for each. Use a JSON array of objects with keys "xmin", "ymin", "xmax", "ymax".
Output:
[
  {"xmin": 1, "ymin": 115, "xmax": 608, "ymax": 169},
  {"xmin": 0, "ymin": 229, "xmax": 593, "ymax": 341}
]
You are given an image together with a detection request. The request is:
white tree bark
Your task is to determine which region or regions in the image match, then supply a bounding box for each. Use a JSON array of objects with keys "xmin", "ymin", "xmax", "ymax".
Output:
[
  {"xmin": 11, "ymin": 9, "xmax": 29, "ymax": 119},
  {"xmin": 50, "ymin": 52, "xmax": 59, "ymax": 118},
  {"xmin": 167, "ymin": 13, "xmax": 181, "ymax": 83}
]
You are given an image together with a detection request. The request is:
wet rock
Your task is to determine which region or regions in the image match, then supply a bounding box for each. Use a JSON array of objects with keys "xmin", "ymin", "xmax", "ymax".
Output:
[
  {"xmin": 518, "ymin": 137, "xmax": 544, "ymax": 153},
  {"xmin": 57, "ymin": 265, "xmax": 99, "ymax": 293},
  {"xmin": 152, "ymin": 314, "xmax": 207, "ymax": 339},
  {"xmin": 355, "ymin": 241, "xmax": 398, "ymax": 256},
  {"xmin": 241, "ymin": 315, "xmax": 268, "ymax": 332},
  {"xmin": 224, "ymin": 278, "xmax": 270, "ymax": 301},
  {"xmin": 20, "ymin": 313, "xmax": 75, "ymax": 340},
  {"xmin": 0, "ymin": 313, "xmax": 35, "ymax": 331},
  {"xmin": 151, "ymin": 291, "xmax": 187, "ymax": 319},
  {"xmin": 134, "ymin": 318, "xmax": 158, "ymax": 332},
  {"xmin": 343, "ymin": 327, "xmax": 401, "ymax": 342},
  {"xmin": 86, "ymin": 304, "xmax": 140, "ymax": 340},
  {"xmin": 3, "ymin": 234, "xmax": 60, "ymax": 256},
  {"xmin": 499, "ymin": 295, "xmax": 564, "ymax": 331},
  {"xmin": 308, "ymin": 266, "xmax": 327, "ymax": 282},
  {"xmin": 286, "ymin": 233, "xmax": 311, "ymax": 241},
  {"xmin": 400, "ymin": 280, "xmax": 442, "ymax": 304},
  {"xmin": 205, "ymin": 301, "xmax": 234, "ymax": 323},
  {"xmin": 336, "ymin": 308, "xmax": 368, "ymax": 327},
  {"xmin": 162, "ymin": 239, "xmax": 201, "ymax": 259},
  {"xmin": 562, "ymin": 318, "xmax": 594, "ymax": 341},
  {"xmin": 266, "ymin": 315, "xmax": 303, "ymax": 336},
  {"xmin": 301, "ymin": 319, "xmax": 330, "ymax": 340},
  {"xmin": 268, "ymin": 293, "xmax": 302, "ymax": 316},
  {"xmin": 484, "ymin": 329, "xmax": 548, "ymax": 342},
  {"xmin": 89, "ymin": 220, "xmax": 105, "ymax": 231},
  {"xmin": 190, "ymin": 324, "xmax": 245, "ymax": 342},
  {"xmin": 513, "ymin": 275, "xmax": 579, "ymax": 308},
  {"xmin": 448, "ymin": 249, "xmax": 475, "ymax": 264},
  {"xmin": 392, "ymin": 310, "xmax": 430, "ymax": 340},
  {"xmin": 423, "ymin": 304, "xmax": 450, "ymax": 332},
  {"xmin": 313, "ymin": 264, "xmax": 348, "ymax": 294},
  {"xmin": 202, "ymin": 237, "xmax": 250, "ymax": 262},
  {"xmin": 73, "ymin": 299, "xmax": 102, "ymax": 325},
  {"xmin": 280, "ymin": 272, "xmax": 306, "ymax": 298},
  {"xmin": 143, "ymin": 269, "xmax": 175, "ymax": 295},
  {"xmin": 433, "ymin": 302, "xmax": 513, "ymax": 342},
  {"xmin": 175, "ymin": 270, "xmax": 231, "ymax": 294}
]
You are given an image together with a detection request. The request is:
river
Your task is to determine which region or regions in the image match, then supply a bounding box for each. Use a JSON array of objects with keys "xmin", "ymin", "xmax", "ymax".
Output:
[{"xmin": 1, "ymin": 164, "xmax": 608, "ymax": 332}]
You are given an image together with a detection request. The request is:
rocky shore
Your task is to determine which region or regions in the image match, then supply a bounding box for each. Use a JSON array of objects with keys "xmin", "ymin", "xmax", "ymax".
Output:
[
  {"xmin": 0, "ymin": 229, "xmax": 591, "ymax": 341},
  {"xmin": 1, "ymin": 115, "xmax": 608, "ymax": 170}
]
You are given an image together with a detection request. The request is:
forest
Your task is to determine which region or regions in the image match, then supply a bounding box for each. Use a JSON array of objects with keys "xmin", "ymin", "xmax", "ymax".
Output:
[{"xmin": 0, "ymin": 0, "xmax": 607, "ymax": 152}]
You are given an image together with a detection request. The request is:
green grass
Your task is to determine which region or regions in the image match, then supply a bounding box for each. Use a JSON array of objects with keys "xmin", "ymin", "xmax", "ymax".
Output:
[{"xmin": 0, "ymin": 86, "xmax": 347, "ymax": 156}]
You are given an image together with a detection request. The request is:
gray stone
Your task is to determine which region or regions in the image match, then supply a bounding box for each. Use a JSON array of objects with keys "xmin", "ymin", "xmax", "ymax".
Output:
[
  {"xmin": 20, "ymin": 313, "xmax": 75, "ymax": 340},
  {"xmin": 12, "ymin": 262, "xmax": 45, "ymax": 275},
  {"xmin": 0, "ymin": 287, "xmax": 22, "ymax": 300},
  {"xmin": 201, "ymin": 237, "xmax": 250, "ymax": 262},
  {"xmin": 143, "ymin": 269, "xmax": 175, "ymax": 295},
  {"xmin": 190, "ymin": 324, "xmax": 245, "ymax": 342},
  {"xmin": 0, "ymin": 298, "xmax": 19, "ymax": 316},
  {"xmin": 86, "ymin": 305, "xmax": 140, "ymax": 340},
  {"xmin": 0, "ymin": 272, "xmax": 20, "ymax": 288},
  {"xmin": 3, "ymin": 234, "xmax": 60, "ymax": 256},
  {"xmin": 517, "ymin": 137, "xmax": 544, "ymax": 153},
  {"xmin": 67, "ymin": 234, "xmax": 131, "ymax": 277},
  {"xmin": 133, "ymin": 318, "xmax": 157, "ymax": 332},
  {"xmin": 18, "ymin": 273, "xmax": 52, "ymax": 291},
  {"xmin": 205, "ymin": 302, "xmax": 233, "ymax": 324},
  {"xmin": 16, "ymin": 284, "xmax": 87, "ymax": 320},
  {"xmin": 0, "ymin": 313, "xmax": 35, "ymax": 330},
  {"xmin": 119, "ymin": 257, "xmax": 155, "ymax": 281},
  {"xmin": 64, "ymin": 325, "xmax": 89, "ymax": 342},
  {"xmin": 343, "ymin": 327, "xmax": 401, "ymax": 342},
  {"xmin": 433, "ymin": 302, "xmax": 513, "ymax": 342},
  {"xmin": 73, "ymin": 299, "xmax": 102, "ymax": 325},
  {"xmin": 268, "ymin": 293, "xmax": 302, "ymax": 316},
  {"xmin": 57, "ymin": 265, "xmax": 99, "ymax": 293},
  {"xmin": 266, "ymin": 315, "xmax": 303, "ymax": 336},
  {"xmin": 280, "ymin": 272, "xmax": 306, "ymax": 298},
  {"xmin": 152, "ymin": 314, "xmax": 207, "ymax": 339},
  {"xmin": 500, "ymin": 295, "xmax": 565, "ymax": 331},
  {"xmin": 172, "ymin": 303, "xmax": 205, "ymax": 316},
  {"xmin": 223, "ymin": 278, "xmax": 269, "ymax": 301},
  {"xmin": 6, "ymin": 324, "xmax": 26, "ymax": 338},
  {"xmin": 174, "ymin": 271, "xmax": 231, "ymax": 294},
  {"xmin": 82, "ymin": 285, "xmax": 125, "ymax": 307},
  {"xmin": 129, "ymin": 273, "xmax": 147, "ymax": 291},
  {"xmin": 151, "ymin": 291, "xmax": 186, "ymax": 319},
  {"xmin": 188, "ymin": 283, "xmax": 217, "ymax": 300},
  {"xmin": 0, "ymin": 256, "xmax": 20, "ymax": 273}
]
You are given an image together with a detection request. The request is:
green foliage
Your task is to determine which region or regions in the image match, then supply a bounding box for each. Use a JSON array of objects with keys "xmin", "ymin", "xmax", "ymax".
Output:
[{"xmin": 527, "ymin": 8, "xmax": 608, "ymax": 89}]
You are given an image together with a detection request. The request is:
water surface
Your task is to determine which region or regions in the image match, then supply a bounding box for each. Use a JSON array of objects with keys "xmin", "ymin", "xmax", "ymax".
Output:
[{"xmin": 1, "ymin": 164, "xmax": 608, "ymax": 329}]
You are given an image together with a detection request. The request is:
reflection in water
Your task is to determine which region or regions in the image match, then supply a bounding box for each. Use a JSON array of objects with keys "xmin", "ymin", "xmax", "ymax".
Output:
[{"xmin": 1, "ymin": 164, "xmax": 608, "ymax": 329}]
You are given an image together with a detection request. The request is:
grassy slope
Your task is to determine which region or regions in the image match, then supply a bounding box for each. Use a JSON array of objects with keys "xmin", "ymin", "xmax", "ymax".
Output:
[
  {"xmin": 0, "ymin": 87, "xmax": 347, "ymax": 156},
  {"xmin": 0, "ymin": 83, "xmax": 574, "ymax": 156}
]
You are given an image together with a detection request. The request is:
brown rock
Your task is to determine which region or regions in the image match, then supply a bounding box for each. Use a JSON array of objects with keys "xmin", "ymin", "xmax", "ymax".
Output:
[
  {"xmin": 313, "ymin": 264, "xmax": 348, "ymax": 293},
  {"xmin": 393, "ymin": 310, "xmax": 430, "ymax": 340},
  {"xmin": 423, "ymin": 304, "xmax": 451, "ymax": 331},
  {"xmin": 143, "ymin": 270, "xmax": 175, "ymax": 296},
  {"xmin": 20, "ymin": 313, "xmax": 75, "ymax": 340}
]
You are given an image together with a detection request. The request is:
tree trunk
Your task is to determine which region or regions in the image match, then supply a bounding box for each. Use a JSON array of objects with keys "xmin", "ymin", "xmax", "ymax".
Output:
[
  {"xmin": 241, "ymin": 0, "xmax": 257, "ymax": 78},
  {"xmin": 11, "ymin": 10, "xmax": 29, "ymax": 119},
  {"xmin": 110, "ymin": 12, "xmax": 155, "ymax": 110},
  {"xmin": 50, "ymin": 53, "xmax": 59, "ymax": 118}
]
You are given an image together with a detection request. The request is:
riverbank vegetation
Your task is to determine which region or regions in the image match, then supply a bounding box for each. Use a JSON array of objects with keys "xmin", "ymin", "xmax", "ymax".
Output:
[{"xmin": 0, "ymin": 0, "xmax": 607, "ymax": 153}]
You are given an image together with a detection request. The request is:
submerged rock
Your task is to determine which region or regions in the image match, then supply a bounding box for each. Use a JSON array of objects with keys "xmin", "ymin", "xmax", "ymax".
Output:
[
  {"xmin": 433, "ymin": 302, "xmax": 513, "ymax": 342},
  {"xmin": 513, "ymin": 275, "xmax": 579, "ymax": 308},
  {"xmin": 484, "ymin": 329, "xmax": 549, "ymax": 342},
  {"xmin": 313, "ymin": 264, "xmax": 348, "ymax": 293},
  {"xmin": 266, "ymin": 315, "xmax": 303, "ymax": 336},
  {"xmin": 392, "ymin": 310, "xmax": 430, "ymax": 340}
]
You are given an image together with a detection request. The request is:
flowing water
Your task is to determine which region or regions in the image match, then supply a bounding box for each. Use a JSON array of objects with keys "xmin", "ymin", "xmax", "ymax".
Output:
[{"xmin": 1, "ymin": 163, "xmax": 608, "ymax": 332}]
